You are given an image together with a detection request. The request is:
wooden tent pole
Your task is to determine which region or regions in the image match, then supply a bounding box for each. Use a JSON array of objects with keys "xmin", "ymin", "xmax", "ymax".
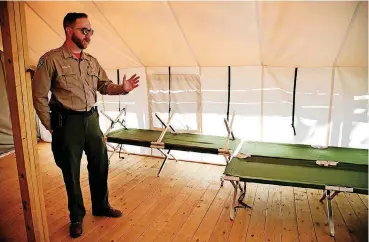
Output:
[{"xmin": 0, "ymin": 1, "xmax": 49, "ymax": 241}]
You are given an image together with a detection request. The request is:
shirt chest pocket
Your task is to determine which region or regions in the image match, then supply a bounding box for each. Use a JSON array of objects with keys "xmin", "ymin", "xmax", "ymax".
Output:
[
  {"xmin": 86, "ymin": 68, "xmax": 98, "ymax": 89},
  {"xmin": 56, "ymin": 68, "xmax": 77, "ymax": 89}
]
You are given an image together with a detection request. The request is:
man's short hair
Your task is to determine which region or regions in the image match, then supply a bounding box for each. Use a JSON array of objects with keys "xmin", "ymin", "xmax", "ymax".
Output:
[{"xmin": 63, "ymin": 12, "xmax": 88, "ymax": 31}]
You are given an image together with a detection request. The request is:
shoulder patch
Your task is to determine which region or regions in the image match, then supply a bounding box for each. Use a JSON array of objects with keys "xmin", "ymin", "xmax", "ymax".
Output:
[{"xmin": 37, "ymin": 56, "xmax": 45, "ymax": 69}]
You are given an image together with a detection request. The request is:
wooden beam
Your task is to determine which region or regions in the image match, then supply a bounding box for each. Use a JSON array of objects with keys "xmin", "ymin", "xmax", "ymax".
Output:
[{"xmin": 0, "ymin": 2, "xmax": 49, "ymax": 241}]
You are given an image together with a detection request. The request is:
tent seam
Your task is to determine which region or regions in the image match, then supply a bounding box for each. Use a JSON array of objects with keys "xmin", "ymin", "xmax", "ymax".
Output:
[
  {"xmin": 91, "ymin": 1, "xmax": 145, "ymax": 67},
  {"xmin": 333, "ymin": 1, "xmax": 361, "ymax": 66},
  {"xmin": 25, "ymin": 2, "xmax": 64, "ymax": 40},
  {"xmin": 167, "ymin": 1, "xmax": 200, "ymax": 67},
  {"xmin": 254, "ymin": 0, "xmax": 263, "ymax": 66}
]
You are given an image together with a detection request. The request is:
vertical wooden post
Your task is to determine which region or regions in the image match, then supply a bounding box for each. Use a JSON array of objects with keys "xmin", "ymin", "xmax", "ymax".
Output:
[{"xmin": 0, "ymin": 1, "xmax": 49, "ymax": 241}]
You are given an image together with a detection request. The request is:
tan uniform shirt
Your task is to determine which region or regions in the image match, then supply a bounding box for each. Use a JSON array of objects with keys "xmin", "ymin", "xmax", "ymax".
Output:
[{"xmin": 32, "ymin": 43, "xmax": 114, "ymax": 131}]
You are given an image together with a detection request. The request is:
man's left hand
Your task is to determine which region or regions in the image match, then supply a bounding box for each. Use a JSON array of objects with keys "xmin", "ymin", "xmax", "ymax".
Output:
[{"xmin": 122, "ymin": 74, "xmax": 140, "ymax": 93}]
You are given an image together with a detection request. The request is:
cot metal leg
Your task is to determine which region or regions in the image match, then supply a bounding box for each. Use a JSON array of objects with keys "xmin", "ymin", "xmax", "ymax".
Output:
[
  {"xmin": 158, "ymin": 155, "xmax": 169, "ymax": 177},
  {"xmin": 230, "ymin": 181, "xmax": 239, "ymax": 220},
  {"xmin": 107, "ymin": 143, "xmax": 128, "ymax": 162},
  {"xmin": 170, "ymin": 153, "xmax": 178, "ymax": 162},
  {"xmin": 118, "ymin": 144, "xmax": 128, "ymax": 159},
  {"xmin": 320, "ymin": 190, "xmax": 340, "ymax": 237},
  {"xmin": 107, "ymin": 143, "xmax": 116, "ymax": 160},
  {"xmin": 100, "ymin": 108, "xmax": 127, "ymax": 134},
  {"xmin": 107, "ymin": 142, "xmax": 128, "ymax": 156},
  {"xmin": 220, "ymin": 156, "xmax": 232, "ymax": 187},
  {"xmin": 229, "ymin": 181, "xmax": 251, "ymax": 220},
  {"xmin": 157, "ymin": 149, "xmax": 171, "ymax": 177},
  {"xmin": 223, "ymin": 154, "xmax": 230, "ymax": 165},
  {"xmin": 100, "ymin": 108, "xmax": 128, "ymax": 162},
  {"xmin": 320, "ymin": 189, "xmax": 340, "ymax": 202},
  {"xmin": 326, "ymin": 190, "xmax": 335, "ymax": 237},
  {"xmin": 320, "ymin": 189, "xmax": 342, "ymax": 237},
  {"xmin": 319, "ymin": 190, "xmax": 326, "ymax": 202},
  {"xmin": 239, "ymin": 182, "xmax": 244, "ymax": 193},
  {"xmin": 237, "ymin": 182, "xmax": 251, "ymax": 209}
]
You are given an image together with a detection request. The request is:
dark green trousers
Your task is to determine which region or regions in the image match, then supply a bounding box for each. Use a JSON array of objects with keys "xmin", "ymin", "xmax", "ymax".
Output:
[{"xmin": 51, "ymin": 110, "xmax": 109, "ymax": 223}]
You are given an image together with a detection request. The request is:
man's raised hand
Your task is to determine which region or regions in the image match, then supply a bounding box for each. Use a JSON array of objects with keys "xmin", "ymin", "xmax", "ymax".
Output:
[{"xmin": 122, "ymin": 74, "xmax": 140, "ymax": 93}]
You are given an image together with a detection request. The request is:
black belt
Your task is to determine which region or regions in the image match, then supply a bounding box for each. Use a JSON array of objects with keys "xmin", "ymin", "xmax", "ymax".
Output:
[{"xmin": 52, "ymin": 106, "xmax": 97, "ymax": 117}]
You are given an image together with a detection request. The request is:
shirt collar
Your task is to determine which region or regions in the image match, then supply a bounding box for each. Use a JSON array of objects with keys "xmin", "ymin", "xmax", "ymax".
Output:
[{"xmin": 62, "ymin": 42, "xmax": 88, "ymax": 60}]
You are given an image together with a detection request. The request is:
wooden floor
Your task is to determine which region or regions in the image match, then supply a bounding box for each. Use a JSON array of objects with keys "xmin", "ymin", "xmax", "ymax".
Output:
[{"xmin": 0, "ymin": 142, "xmax": 368, "ymax": 242}]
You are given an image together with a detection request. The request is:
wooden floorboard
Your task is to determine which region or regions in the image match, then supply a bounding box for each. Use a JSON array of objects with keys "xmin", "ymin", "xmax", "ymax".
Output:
[
  {"xmin": 264, "ymin": 185, "xmax": 283, "ymax": 242},
  {"xmin": 227, "ymin": 183, "xmax": 258, "ymax": 242},
  {"xmin": 208, "ymin": 185, "xmax": 238, "ymax": 242},
  {"xmin": 306, "ymin": 189, "xmax": 334, "ymax": 242},
  {"xmin": 0, "ymin": 142, "xmax": 367, "ymax": 241},
  {"xmin": 294, "ymin": 187, "xmax": 317, "ymax": 242}
]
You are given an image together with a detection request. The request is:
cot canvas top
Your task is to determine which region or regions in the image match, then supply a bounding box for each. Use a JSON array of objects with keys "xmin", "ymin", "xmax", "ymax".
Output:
[
  {"xmin": 107, "ymin": 128, "xmax": 368, "ymax": 165},
  {"xmin": 238, "ymin": 141, "xmax": 368, "ymax": 166},
  {"xmin": 106, "ymin": 128, "xmax": 240, "ymax": 154},
  {"xmin": 224, "ymin": 156, "xmax": 368, "ymax": 194}
]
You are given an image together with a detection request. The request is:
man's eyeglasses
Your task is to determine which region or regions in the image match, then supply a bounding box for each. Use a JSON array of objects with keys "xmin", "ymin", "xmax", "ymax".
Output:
[{"xmin": 74, "ymin": 27, "xmax": 94, "ymax": 36}]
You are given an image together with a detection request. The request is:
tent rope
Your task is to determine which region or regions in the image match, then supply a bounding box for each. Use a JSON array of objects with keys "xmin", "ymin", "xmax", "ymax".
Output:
[
  {"xmin": 168, "ymin": 66, "xmax": 171, "ymax": 119},
  {"xmin": 227, "ymin": 66, "xmax": 231, "ymax": 122},
  {"xmin": 291, "ymin": 67, "xmax": 298, "ymax": 136},
  {"xmin": 117, "ymin": 69, "xmax": 120, "ymax": 111}
]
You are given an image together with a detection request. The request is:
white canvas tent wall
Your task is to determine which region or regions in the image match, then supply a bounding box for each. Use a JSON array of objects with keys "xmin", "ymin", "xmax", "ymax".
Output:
[
  {"xmin": 0, "ymin": 51, "xmax": 14, "ymax": 155},
  {"xmin": 0, "ymin": 49, "xmax": 41, "ymax": 155},
  {"xmin": 1, "ymin": 1, "xmax": 367, "ymax": 162}
]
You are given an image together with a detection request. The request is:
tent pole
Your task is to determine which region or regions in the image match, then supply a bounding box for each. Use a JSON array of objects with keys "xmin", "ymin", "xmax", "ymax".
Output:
[{"xmin": 0, "ymin": 2, "xmax": 49, "ymax": 241}]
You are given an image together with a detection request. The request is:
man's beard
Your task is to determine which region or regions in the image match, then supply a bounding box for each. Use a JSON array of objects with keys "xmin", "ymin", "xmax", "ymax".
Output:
[{"xmin": 72, "ymin": 34, "xmax": 89, "ymax": 49}]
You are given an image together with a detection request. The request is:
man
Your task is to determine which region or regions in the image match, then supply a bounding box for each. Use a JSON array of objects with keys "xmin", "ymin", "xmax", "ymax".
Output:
[{"xmin": 32, "ymin": 12, "xmax": 139, "ymax": 238}]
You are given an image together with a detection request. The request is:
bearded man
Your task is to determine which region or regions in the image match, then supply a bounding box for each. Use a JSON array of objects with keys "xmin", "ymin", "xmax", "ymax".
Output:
[{"xmin": 32, "ymin": 12, "xmax": 140, "ymax": 238}]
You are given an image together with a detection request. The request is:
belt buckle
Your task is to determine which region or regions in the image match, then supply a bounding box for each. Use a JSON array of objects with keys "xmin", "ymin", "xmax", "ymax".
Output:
[{"xmin": 88, "ymin": 107, "xmax": 95, "ymax": 115}]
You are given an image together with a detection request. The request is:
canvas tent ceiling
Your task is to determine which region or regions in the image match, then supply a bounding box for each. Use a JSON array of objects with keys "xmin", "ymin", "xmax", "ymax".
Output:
[
  {"xmin": 0, "ymin": 1, "xmax": 367, "ymax": 158},
  {"xmin": 9, "ymin": 1, "xmax": 367, "ymax": 70}
]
